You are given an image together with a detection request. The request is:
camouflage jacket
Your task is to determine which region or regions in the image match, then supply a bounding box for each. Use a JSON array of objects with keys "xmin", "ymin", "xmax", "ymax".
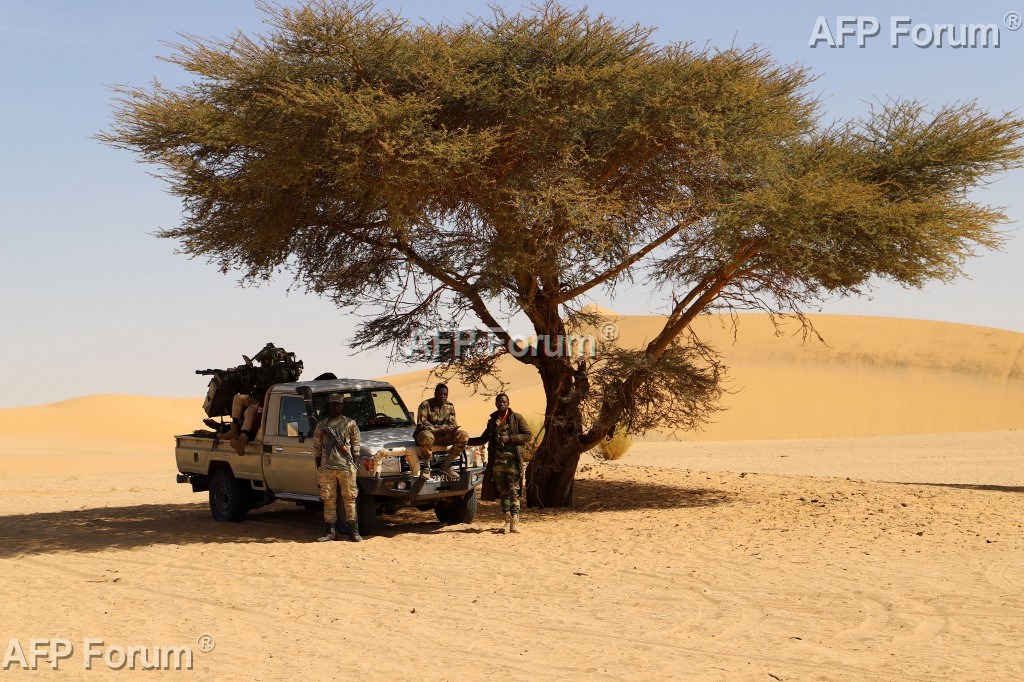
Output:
[
  {"xmin": 416, "ymin": 399, "xmax": 458, "ymax": 430},
  {"xmin": 468, "ymin": 409, "xmax": 532, "ymax": 458},
  {"xmin": 314, "ymin": 414, "xmax": 360, "ymax": 470}
]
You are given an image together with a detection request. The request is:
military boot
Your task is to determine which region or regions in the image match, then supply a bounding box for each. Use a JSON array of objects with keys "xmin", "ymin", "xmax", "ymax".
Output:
[
  {"xmin": 347, "ymin": 521, "xmax": 363, "ymax": 543},
  {"xmin": 316, "ymin": 524, "xmax": 336, "ymax": 542},
  {"xmin": 437, "ymin": 448, "xmax": 460, "ymax": 479},
  {"xmin": 220, "ymin": 420, "xmax": 242, "ymax": 441},
  {"xmin": 510, "ymin": 514, "xmax": 521, "ymax": 534},
  {"xmin": 410, "ymin": 470, "xmax": 431, "ymax": 496},
  {"xmin": 230, "ymin": 433, "xmax": 249, "ymax": 456},
  {"xmin": 502, "ymin": 511, "xmax": 512, "ymax": 534}
]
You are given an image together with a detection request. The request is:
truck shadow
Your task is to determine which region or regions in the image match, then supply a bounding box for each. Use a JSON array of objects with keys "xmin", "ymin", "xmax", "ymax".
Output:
[
  {"xmin": 0, "ymin": 501, "xmax": 321, "ymax": 559},
  {"xmin": 0, "ymin": 478, "xmax": 733, "ymax": 557}
]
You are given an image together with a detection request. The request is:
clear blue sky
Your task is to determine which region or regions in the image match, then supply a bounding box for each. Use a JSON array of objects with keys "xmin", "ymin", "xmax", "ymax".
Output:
[{"xmin": 1, "ymin": 1, "xmax": 1022, "ymax": 407}]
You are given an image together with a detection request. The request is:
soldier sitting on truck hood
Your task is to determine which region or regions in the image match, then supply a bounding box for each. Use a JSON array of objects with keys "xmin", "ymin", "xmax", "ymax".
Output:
[{"xmin": 413, "ymin": 384, "xmax": 469, "ymax": 481}]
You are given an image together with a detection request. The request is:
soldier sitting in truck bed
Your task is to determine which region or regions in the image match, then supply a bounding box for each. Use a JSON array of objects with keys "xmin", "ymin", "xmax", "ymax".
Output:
[{"xmin": 201, "ymin": 343, "xmax": 303, "ymax": 453}]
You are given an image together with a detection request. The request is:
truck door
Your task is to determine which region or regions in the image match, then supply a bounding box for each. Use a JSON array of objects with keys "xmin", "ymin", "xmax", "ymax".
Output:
[{"xmin": 261, "ymin": 394, "xmax": 320, "ymax": 496}]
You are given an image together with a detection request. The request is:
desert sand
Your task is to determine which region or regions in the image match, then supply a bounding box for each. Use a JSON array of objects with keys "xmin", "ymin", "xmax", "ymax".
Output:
[
  {"xmin": 389, "ymin": 312, "xmax": 1024, "ymax": 439},
  {"xmin": 2, "ymin": 314, "xmax": 1023, "ymax": 679}
]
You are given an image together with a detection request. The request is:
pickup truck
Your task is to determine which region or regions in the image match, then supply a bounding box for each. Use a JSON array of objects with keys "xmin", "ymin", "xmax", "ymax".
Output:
[{"xmin": 175, "ymin": 378, "xmax": 485, "ymax": 535}]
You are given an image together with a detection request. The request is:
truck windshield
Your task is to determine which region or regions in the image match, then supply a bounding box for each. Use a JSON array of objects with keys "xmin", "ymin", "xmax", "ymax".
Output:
[{"xmin": 278, "ymin": 388, "xmax": 414, "ymax": 437}]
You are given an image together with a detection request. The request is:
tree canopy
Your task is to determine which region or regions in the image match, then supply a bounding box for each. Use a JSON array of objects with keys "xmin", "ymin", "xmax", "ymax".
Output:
[{"xmin": 102, "ymin": 0, "xmax": 1024, "ymax": 505}]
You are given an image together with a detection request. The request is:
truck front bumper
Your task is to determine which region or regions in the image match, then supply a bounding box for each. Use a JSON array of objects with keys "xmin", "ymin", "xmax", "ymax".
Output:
[{"xmin": 358, "ymin": 467, "xmax": 485, "ymax": 500}]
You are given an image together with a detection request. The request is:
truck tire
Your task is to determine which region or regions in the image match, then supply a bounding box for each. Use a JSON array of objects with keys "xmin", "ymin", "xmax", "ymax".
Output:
[
  {"xmin": 209, "ymin": 468, "xmax": 249, "ymax": 522},
  {"xmin": 356, "ymin": 493, "xmax": 378, "ymax": 536},
  {"xmin": 436, "ymin": 488, "xmax": 478, "ymax": 525}
]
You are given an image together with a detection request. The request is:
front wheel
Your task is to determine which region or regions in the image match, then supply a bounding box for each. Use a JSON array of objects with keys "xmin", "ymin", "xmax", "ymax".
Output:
[
  {"xmin": 209, "ymin": 468, "xmax": 249, "ymax": 522},
  {"xmin": 436, "ymin": 488, "xmax": 478, "ymax": 525},
  {"xmin": 356, "ymin": 493, "xmax": 378, "ymax": 536}
]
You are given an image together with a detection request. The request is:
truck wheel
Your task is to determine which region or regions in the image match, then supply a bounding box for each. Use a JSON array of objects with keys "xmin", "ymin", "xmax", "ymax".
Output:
[
  {"xmin": 209, "ymin": 468, "xmax": 249, "ymax": 522},
  {"xmin": 356, "ymin": 493, "xmax": 378, "ymax": 536},
  {"xmin": 437, "ymin": 488, "xmax": 478, "ymax": 525},
  {"xmin": 433, "ymin": 499, "xmax": 453, "ymax": 524}
]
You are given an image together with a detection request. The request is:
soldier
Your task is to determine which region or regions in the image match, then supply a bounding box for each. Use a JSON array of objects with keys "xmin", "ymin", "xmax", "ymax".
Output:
[
  {"xmin": 468, "ymin": 393, "xmax": 532, "ymax": 534},
  {"xmin": 216, "ymin": 391, "xmax": 262, "ymax": 455},
  {"xmin": 413, "ymin": 384, "xmax": 469, "ymax": 480},
  {"xmin": 207, "ymin": 344, "xmax": 306, "ymax": 454},
  {"xmin": 313, "ymin": 393, "xmax": 362, "ymax": 542}
]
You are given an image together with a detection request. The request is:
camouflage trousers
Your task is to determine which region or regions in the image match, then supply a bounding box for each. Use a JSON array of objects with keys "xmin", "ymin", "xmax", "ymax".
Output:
[
  {"xmin": 231, "ymin": 393, "xmax": 261, "ymax": 432},
  {"xmin": 318, "ymin": 466, "xmax": 357, "ymax": 524},
  {"xmin": 492, "ymin": 453, "xmax": 522, "ymax": 515},
  {"xmin": 415, "ymin": 427, "xmax": 469, "ymax": 459}
]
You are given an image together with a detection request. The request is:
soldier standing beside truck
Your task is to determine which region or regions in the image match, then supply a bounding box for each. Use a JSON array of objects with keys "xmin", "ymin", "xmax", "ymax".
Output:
[
  {"xmin": 313, "ymin": 393, "xmax": 362, "ymax": 542},
  {"xmin": 468, "ymin": 393, "xmax": 532, "ymax": 534}
]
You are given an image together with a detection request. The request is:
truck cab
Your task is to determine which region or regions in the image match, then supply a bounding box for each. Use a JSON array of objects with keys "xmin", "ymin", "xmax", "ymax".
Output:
[{"xmin": 175, "ymin": 379, "xmax": 485, "ymax": 534}]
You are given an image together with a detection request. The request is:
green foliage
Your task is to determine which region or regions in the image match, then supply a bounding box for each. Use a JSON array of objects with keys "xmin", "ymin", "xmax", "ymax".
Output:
[
  {"xmin": 597, "ymin": 429, "xmax": 633, "ymax": 461},
  {"xmin": 101, "ymin": 0, "xmax": 1024, "ymax": 452},
  {"xmin": 521, "ymin": 414, "xmax": 546, "ymax": 462}
]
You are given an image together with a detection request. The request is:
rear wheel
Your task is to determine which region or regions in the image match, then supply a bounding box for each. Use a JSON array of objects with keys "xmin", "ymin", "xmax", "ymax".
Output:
[
  {"xmin": 209, "ymin": 468, "xmax": 249, "ymax": 522},
  {"xmin": 356, "ymin": 493, "xmax": 378, "ymax": 536}
]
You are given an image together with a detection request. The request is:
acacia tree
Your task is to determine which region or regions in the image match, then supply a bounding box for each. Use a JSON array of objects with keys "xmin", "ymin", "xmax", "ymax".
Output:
[{"xmin": 103, "ymin": 1, "xmax": 1023, "ymax": 506}]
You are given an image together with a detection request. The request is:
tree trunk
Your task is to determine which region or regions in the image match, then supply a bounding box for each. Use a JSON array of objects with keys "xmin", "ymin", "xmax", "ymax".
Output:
[
  {"xmin": 527, "ymin": 438, "xmax": 583, "ymax": 507},
  {"xmin": 522, "ymin": 300, "xmax": 613, "ymax": 507},
  {"xmin": 524, "ymin": 352, "xmax": 590, "ymax": 507}
]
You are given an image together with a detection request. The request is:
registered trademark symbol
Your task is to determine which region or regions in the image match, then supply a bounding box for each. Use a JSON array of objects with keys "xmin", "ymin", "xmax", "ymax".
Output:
[
  {"xmin": 1005, "ymin": 11, "xmax": 1022, "ymax": 30},
  {"xmin": 197, "ymin": 634, "xmax": 216, "ymax": 653},
  {"xmin": 599, "ymin": 322, "xmax": 619, "ymax": 341}
]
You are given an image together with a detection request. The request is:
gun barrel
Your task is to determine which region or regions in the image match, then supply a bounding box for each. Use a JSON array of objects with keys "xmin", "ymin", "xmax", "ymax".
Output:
[{"xmin": 195, "ymin": 369, "xmax": 219, "ymax": 375}]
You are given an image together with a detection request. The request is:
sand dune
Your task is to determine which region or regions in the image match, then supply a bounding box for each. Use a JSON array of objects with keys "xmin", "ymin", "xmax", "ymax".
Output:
[
  {"xmin": 0, "ymin": 394, "xmax": 202, "ymax": 454},
  {"xmin": 389, "ymin": 313, "xmax": 1024, "ymax": 440},
  {"xmin": 2, "ymin": 314, "xmax": 1023, "ymax": 461}
]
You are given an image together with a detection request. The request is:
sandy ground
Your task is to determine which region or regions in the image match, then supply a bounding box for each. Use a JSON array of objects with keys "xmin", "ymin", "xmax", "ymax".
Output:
[
  {"xmin": 2, "ymin": 433, "xmax": 1022, "ymax": 680},
  {"xmin": 2, "ymin": 313, "xmax": 1023, "ymax": 678}
]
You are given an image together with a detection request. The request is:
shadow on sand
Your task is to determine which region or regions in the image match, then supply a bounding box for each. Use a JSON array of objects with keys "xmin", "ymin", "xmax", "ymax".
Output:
[
  {"xmin": 0, "ymin": 477, "xmax": 732, "ymax": 558},
  {"xmin": 888, "ymin": 481, "xmax": 1024, "ymax": 494}
]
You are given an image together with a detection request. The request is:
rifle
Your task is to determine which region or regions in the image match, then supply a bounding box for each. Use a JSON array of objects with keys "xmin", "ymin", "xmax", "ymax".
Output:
[{"xmin": 295, "ymin": 387, "xmax": 353, "ymax": 467}]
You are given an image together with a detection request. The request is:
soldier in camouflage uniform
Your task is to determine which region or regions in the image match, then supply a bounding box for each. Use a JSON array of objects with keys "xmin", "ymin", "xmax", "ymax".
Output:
[
  {"xmin": 313, "ymin": 393, "xmax": 362, "ymax": 542},
  {"xmin": 468, "ymin": 393, "xmax": 532, "ymax": 534},
  {"xmin": 206, "ymin": 344, "xmax": 303, "ymax": 454},
  {"xmin": 413, "ymin": 384, "xmax": 469, "ymax": 481},
  {"xmin": 220, "ymin": 391, "xmax": 262, "ymax": 455}
]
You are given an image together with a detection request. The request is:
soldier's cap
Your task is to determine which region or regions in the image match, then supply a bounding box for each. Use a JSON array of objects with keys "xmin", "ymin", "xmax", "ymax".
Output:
[{"xmin": 328, "ymin": 393, "xmax": 344, "ymax": 404}]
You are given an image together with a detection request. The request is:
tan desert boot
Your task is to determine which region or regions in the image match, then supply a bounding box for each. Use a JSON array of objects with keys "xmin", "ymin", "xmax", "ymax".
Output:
[{"xmin": 231, "ymin": 433, "xmax": 249, "ymax": 456}]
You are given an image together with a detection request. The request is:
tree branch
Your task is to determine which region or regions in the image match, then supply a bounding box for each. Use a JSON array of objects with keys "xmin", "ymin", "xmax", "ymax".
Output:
[
  {"xmin": 391, "ymin": 236, "xmax": 539, "ymax": 365},
  {"xmin": 556, "ymin": 219, "xmax": 692, "ymax": 302}
]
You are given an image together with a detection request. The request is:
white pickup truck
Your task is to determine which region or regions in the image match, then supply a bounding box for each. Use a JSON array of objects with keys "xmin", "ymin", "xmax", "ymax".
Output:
[{"xmin": 175, "ymin": 378, "xmax": 485, "ymax": 535}]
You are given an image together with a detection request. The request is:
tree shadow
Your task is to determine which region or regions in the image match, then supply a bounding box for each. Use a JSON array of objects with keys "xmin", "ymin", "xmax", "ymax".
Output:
[
  {"xmin": 888, "ymin": 481, "xmax": 1024, "ymax": 494},
  {"xmin": 0, "ymin": 478, "xmax": 732, "ymax": 558},
  {"xmin": 565, "ymin": 477, "xmax": 734, "ymax": 512}
]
